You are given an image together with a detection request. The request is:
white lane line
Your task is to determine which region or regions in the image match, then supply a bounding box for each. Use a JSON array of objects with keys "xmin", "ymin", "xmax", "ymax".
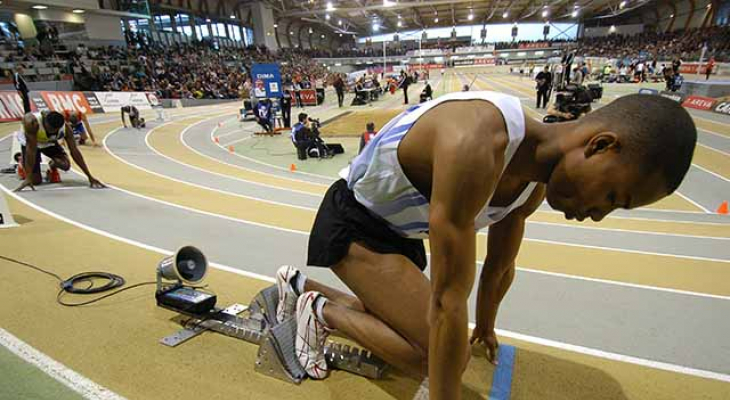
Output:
[
  {"xmin": 102, "ymin": 118, "xmax": 320, "ymax": 213},
  {"xmin": 674, "ymin": 190, "xmax": 712, "ymax": 213},
  {"xmin": 5, "ymin": 163, "xmax": 730, "ymax": 301},
  {"xmin": 525, "ymin": 237, "xmax": 728, "ymax": 263},
  {"xmin": 692, "ymin": 163, "xmax": 730, "ymax": 183},
  {"xmin": 2, "ymin": 186, "xmax": 729, "ymax": 383},
  {"xmin": 699, "ymin": 142, "xmax": 730, "ymax": 157},
  {"xmin": 202, "ymin": 116, "xmax": 336, "ymax": 183},
  {"xmin": 143, "ymin": 115, "xmax": 321, "ymax": 198},
  {"xmin": 0, "ymin": 328, "xmax": 127, "ymax": 400},
  {"xmin": 220, "ymin": 134, "xmax": 257, "ymax": 148},
  {"xmin": 124, "ymin": 120, "xmax": 730, "ymax": 244},
  {"xmin": 526, "ymin": 220, "xmax": 729, "ymax": 240},
  {"xmin": 492, "ymin": 329, "xmax": 730, "ymax": 383},
  {"xmin": 8, "ymin": 121, "xmax": 725, "ymax": 258},
  {"xmin": 517, "ymin": 267, "xmax": 730, "ymax": 301}
]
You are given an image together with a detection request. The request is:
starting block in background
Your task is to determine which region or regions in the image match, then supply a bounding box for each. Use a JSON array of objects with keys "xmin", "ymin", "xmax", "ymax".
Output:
[{"xmin": 0, "ymin": 191, "xmax": 18, "ymax": 229}]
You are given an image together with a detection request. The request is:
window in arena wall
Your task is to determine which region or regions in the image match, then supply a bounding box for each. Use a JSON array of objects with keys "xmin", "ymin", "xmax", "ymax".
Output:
[
  {"xmin": 155, "ymin": 15, "xmax": 173, "ymax": 32},
  {"xmin": 175, "ymin": 14, "xmax": 192, "ymax": 36},
  {"xmin": 215, "ymin": 23, "xmax": 227, "ymax": 38},
  {"xmin": 228, "ymin": 24, "xmax": 242, "ymax": 41}
]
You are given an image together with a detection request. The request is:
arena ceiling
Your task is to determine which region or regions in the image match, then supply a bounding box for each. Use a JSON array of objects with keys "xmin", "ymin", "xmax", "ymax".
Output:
[{"xmin": 271, "ymin": 0, "xmax": 655, "ymax": 35}]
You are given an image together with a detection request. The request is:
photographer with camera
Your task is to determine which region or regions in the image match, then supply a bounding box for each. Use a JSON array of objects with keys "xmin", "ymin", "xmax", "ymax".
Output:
[
  {"xmin": 544, "ymin": 84, "xmax": 594, "ymax": 123},
  {"xmin": 291, "ymin": 113, "xmax": 331, "ymax": 160}
]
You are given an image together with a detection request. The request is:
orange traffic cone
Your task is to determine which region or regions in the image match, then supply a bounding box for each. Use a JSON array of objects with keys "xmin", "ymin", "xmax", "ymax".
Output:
[
  {"xmin": 717, "ymin": 201, "xmax": 728, "ymax": 215},
  {"xmin": 214, "ymin": 136, "xmax": 220, "ymax": 143},
  {"xmin": 289, "ymin": 163, "xmax": 297, "ymax": 172},
  {"xmin": 228, "ymin": 145, "xmax": 234, "ymax": 153}
]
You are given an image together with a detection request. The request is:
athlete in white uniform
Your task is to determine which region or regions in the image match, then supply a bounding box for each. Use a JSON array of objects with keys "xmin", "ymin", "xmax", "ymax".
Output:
[{"xmin": 274, "ymin": 92, "xmax": 696, "ymax": 399}]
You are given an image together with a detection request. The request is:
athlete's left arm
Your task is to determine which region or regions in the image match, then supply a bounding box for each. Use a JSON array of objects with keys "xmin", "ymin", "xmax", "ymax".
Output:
[
  {"xmin": 64, "ymin": 123, "xmax": 105, "ymax": 188},
  {"xmin": 470, "ymin": 184, "xmax": 545, "ymax": 363}
]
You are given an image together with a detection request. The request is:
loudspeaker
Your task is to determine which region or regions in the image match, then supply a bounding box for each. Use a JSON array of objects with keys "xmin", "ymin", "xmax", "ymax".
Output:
[{"xmin": 157, "ymin": 245, "xmax": 208, "ymax": 285}]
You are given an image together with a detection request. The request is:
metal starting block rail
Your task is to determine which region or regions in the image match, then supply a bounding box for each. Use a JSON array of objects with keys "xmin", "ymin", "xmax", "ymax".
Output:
[{"xmin": 159, "ymin": 285, "xmax": 388, "ymax": 383}]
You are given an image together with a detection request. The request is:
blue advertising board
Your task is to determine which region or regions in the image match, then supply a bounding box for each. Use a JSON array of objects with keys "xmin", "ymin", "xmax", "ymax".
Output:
[{"xmin": 251, "ymin": 64, "xmax": 283, "ymax": 98}]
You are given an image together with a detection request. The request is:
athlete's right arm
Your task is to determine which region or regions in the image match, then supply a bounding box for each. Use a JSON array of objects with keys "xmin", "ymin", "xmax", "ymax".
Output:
[
  {"xmin": 427, "ymin": 105, "xmax": 502, "ymax": 400},
  {"xmin": 15, "ymin": 113, "xmax": 39, "ymax": 192},
  {"xmin": 120, "ymin": 109, "xmax": 127, "ymax": 128}
]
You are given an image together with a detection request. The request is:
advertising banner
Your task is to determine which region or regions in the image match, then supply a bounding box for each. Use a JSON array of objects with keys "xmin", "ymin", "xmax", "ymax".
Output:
[
  {"xmin": 82, "ymin": 92, "xmax": 105, "ymax": 113},
  {"xmin": 659, "ymin": 91, "xmax": 685, "ymax": 103},
  {"xmin": 453, "ymin": 58, "xmax": 495, "ymax": 67},
  {"xmin": 292, "ymin": 89, "xmax": 317, "ymax": 106},
  {"xmin": 39, "ymin": 91, "xmax": 97, "ymax": 114},
  {"xmin": 682, "ymin": 95, "xmax": 717, "ymax": 111},
  {"xmin": 251, "ymin": 63, "xmax": 283, "ymax": 98},
  {"xmin": 714, "ymin": 101, "xmax": 730, "ymax": 116},
  {"xmin": 93, "ymin": 92, "xmax": 153, "ymax": 112},
  {"xmin": 0, "ymin": 91, "xmax": 27, "ymax": 122}
]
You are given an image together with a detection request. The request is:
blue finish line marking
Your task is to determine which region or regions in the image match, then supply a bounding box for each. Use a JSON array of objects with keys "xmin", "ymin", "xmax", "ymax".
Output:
[{"xmin": 488, "ymin": 345, "xmax": 516, "ymax": 400}]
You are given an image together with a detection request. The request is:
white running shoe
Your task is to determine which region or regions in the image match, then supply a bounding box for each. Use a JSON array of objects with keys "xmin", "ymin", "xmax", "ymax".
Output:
[
  {"xmin": 275, "ymin": 265, "xmax": 300, "ymax": 323},
  {"xmin": 296, "ymin": 291, "xmax": 331, "ymax": 379}
]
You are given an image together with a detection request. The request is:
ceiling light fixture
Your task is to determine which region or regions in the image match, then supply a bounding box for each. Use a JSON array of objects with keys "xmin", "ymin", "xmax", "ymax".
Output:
[
  {"xmin": 434, "ymin": 17, "xmax": 439, "ymax": 23},
  {"xmin": 32, "ymin": 5, "xmax": 48, "ymax": 9},
  {"xmin": 571, "ymin": 9, "xmax": 578, "ymax": 17},
  {"xmin": 502, "ymin": 12, "xmax": 509, "ymax": 19},
  {"xmin": 541, "ymin": 10, "xmax": 549, "ymax": 17},
  {"xmin": 325, "ymin": 13, "xmax": 330, "ymax": 20},
  {"xmin": 326, "ymin": 1, "xmax": 335, "ymax": 11},
  {"xmin": 72, "ymin": 9, "xmax": 85, "ymax": 14}
]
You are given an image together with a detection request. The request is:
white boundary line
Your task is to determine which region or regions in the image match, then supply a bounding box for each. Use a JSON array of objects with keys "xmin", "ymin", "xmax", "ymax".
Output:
[
  {"xmin": 207, "ymin": 116, "xmax": 342, "ymax": 182},
  {"xmin": 4, "ymin": 163, "xmax": 729, "ymax": 300},
  {"xmin": 102, "ymin": 119, "xmax": 319, "ymax": 213},
  {"xmin": 200, "ymin": 75, "xmax": 444, "ymax": 183},
  {"xmin": 2, "ymin": 185, "xmax": 729, "ymax": 383},
  {"xmin": 143, "ymin": 115, "xmax": 322, "ymax": 198},
  {"xmin": 692, "ymin": 163, "xmax": 730, "ymax": 183},
  {"xmin": 491, "ymin": 328, "xmax": 730, "ymax": 383},
  {"xmin": 526, "ymin": 220, "xmax": 730, "ymax": 241},
  {"xmin": 0, "ymin": 328, "xmax": 127, "ymax": 400},
  {"xmin": 119, "ymin": 119, "xmax": 730, "ymax": 248}
]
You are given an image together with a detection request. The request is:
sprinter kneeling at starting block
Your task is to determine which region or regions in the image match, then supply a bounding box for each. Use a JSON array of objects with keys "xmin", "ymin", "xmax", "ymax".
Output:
[
  {"xmin": 14, "ymin": 110, "xmax": 105, "ymax": 191},
  {"xmin": 274, "ymin": 92, "xmax": 696, "ymax": 399}
]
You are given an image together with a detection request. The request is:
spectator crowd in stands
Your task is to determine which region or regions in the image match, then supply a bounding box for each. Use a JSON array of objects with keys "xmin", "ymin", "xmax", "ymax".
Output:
[
  {"xmin": 572, "ymin": 26, "xmax": 730, "ymax": 62},
  {"xmin": 2, "ymin": 23, "xmax": 728, "ymax": 100}
]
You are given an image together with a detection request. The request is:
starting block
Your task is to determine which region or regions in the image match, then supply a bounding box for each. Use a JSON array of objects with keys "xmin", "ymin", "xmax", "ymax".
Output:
[{"xmin": 159, "ymin": 285, "xmax": 388, "ymax": 384}]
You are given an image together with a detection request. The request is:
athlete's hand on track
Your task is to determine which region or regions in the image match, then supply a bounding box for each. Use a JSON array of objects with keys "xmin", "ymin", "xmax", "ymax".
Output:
[
  {"xmin": 470, "ymin": 327, "xmax": 499, "ymax": 365},
  {"xmin": 14, "ymin": 179, "xmax": 36, "ymax": 192},
  {"xmin": 89, "ymin": 177, "xmax": 106, "ymax": 189}
]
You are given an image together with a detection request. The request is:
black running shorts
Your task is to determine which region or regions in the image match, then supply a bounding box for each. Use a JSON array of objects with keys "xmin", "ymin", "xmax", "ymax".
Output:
[{"xmin": 307, "ymin": 179, "xmax": 427, "ymax": 270}]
